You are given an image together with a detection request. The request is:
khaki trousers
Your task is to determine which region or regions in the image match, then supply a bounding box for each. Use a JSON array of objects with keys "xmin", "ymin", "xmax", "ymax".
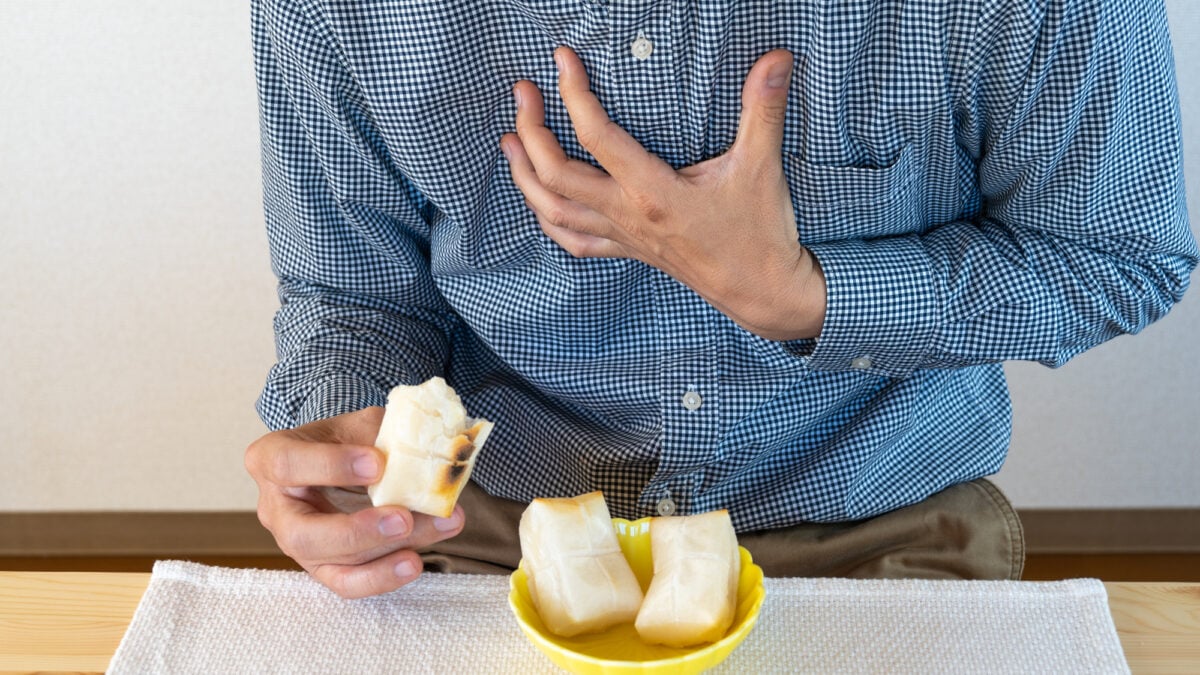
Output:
[{"xmin": 421, "ymin": 478, "xmax": 1025, "ymax": 581}]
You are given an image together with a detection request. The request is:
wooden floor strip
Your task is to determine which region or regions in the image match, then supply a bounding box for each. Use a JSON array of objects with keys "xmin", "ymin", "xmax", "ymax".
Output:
[{"xmin": 3, "ymin": 510, "xmax": 1198, "ymax": 575}]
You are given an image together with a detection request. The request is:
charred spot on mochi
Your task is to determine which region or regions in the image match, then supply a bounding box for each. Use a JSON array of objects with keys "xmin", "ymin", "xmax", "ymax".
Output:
[
  {"xmin": 448, "ymin": 435, "xmax": 476, "ymax": 463},
  {"xmin": 444, "ymin": 462, "xmax": 468, "ymax": 484}
]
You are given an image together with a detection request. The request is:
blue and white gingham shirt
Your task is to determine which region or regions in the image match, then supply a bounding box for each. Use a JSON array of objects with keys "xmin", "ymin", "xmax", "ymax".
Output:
[{"xmin": 252, "ymin": 0, "xmax": 1197, "ymax": 530}]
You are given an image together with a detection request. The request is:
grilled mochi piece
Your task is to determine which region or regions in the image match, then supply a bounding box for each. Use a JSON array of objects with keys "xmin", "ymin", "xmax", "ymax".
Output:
[
  {"xmin": 519, "ymin": 492, "xmax": 644, "ymax": 637},
  {"xmin": 368, "ymin": 377, "xmax": 493, "ymax": 518},
  {"xmin": 634, "ymin": 509, "xmax": 740, "ymax": 647}
]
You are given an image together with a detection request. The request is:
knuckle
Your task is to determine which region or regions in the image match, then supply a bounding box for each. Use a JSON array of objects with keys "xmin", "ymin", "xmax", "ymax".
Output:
[
  {"xmin": 629, "ymin": 190, "xmax": 667, "ymax": 223},
  {"xmin": 337, "ymin": 519, "xmax": 371, "ymax": 557},
  {"xmin": 266, "ymin": 448, "xmax": 294, "ymax": 485},
  {"xmin": 243, "ymin": 437, "xmax": 267, "ymax": 477},
  {"xmin": 326, "ymin": 568, "xmax": 379, "ymax": 600},
  {"xmin": 574, "ymin": 127, "xmax": 602, "ymax": 153},
  {"xmin": 278, "ymin": 526, "xmax": 309, "ymax": 558},
  {"xmin": 756, "ymin": 102, "xmax": 788, "ymax": 127},
  {"xmin": 257, "ymin": 512, "xmax": 275, "ymax": 537},
  {"xmin": 540, "ymin": 226, "xmax": 582, "ymax": 257},
  {"xmin": 575, "ymin": 120, "xmax": 617, "ymax": 154},
  {"xmin": 539, "ymin": 166, "xmax": 568, "ymax": 194},
  {"xmin": 316, "ymin": 567, "xmax": 356, "ymax": 599},
  {"xmin": 559, "ymin": 242, "xmax": 586, "ymax": 258},
  {"xmin": 255, "ymin": 497, "xmax": 274, "ymax": 532},
  {"xmin": 342, "ymin": 549, "xmax": 377, "ymax": 567},
  {"xmin": 543, "ymin": 205, "xmax": 570, "ymax": 228}
]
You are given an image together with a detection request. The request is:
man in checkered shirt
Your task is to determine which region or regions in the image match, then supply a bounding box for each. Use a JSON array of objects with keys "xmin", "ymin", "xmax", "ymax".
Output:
[{"xmin": 243, "ymin": 0, "xmax": 1197, "ymax": 598}]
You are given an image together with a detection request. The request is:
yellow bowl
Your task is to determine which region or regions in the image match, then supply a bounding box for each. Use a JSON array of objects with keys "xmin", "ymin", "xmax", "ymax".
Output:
[{"xmin": 508, "ymin": 517, "xmax": 766, "ymax": 674}]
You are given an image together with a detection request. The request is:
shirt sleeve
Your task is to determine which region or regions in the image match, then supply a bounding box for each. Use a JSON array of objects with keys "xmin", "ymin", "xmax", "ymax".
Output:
[
  {"xmin": 804, "ymin": 0, "xmax": 1198, "ymax": 377},
  {"xmin": 252, "ymin": 0, "xmax": 459, "ymax": 429}
]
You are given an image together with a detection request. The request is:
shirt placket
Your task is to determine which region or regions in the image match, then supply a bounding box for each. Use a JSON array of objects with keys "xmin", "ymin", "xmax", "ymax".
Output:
[
  {"xmin": 606, "ymin": 0, "xmax": 684, "ymax": 165},
  {"xmin": 602, "ymin": 2, "xmax": 719, "ymax": 517},
  {"xmin": 643, "ymin": 272, "xmax": 722, "ymax": 518}
]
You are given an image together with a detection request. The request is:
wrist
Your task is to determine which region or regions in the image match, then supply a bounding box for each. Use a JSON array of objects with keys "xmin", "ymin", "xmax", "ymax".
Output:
[{"xmin": 733, "ymin": 246, "xmax": 827, "ymax": 342}]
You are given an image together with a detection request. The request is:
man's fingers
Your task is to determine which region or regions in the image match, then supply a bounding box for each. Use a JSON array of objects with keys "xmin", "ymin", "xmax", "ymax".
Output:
[
  {"xmin": 268, "ymin": 489, "xmax": 467, "ymax": 564},
  {"xmin": 512, "ymin": 80, "xmax": 620, "ymax": 210},
  {"xmin": 301, "ymin": 507, "xmax": 469, "ymax": 598},
  {"xmin": 553, "ymin": 46, "xmax": 674, "ymax": 189},
  {"xmin": 308, "ymin": 548, "xmax": 426, "ymax": 599},
  {"xmin": 503, "ymin": 132, "xmax": 620, "ymax": 240},
  {"xmin": 504, "ymin": 130, "xmax": 633, "ymax": 257},
  {"xmin": 538, "ymin": 219, "xmax": 631, "ymax": 259},
  {"xmin": 246, "ymin": 435, "xmax": 383, "ymax": 488},
  {"xmin": 731, "ymin": 49, "xmax": 793, "ymax": 162},
  {"xmin": 512, "ymin": 80, "xmax": 568, "ymax": 166},
  {"xmin": 266, "ymin": 490, "xmax": 407, "ymax": 562}
]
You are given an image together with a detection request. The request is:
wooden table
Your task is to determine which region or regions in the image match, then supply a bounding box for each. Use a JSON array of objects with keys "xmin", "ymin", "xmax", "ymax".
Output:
[{"xmin": 0, "ymin": 572, "xmax": 1196, "ymax": 673}]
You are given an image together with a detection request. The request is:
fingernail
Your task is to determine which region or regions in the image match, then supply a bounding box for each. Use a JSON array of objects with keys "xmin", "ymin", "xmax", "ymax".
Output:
[
  {"xmin": 767, "ymin": 61, "xmax": 792, "ymax": 89},
  {"xmin": 352, "ymin": 454, "xmax": 378, "ymax": 479},
  {"xmin": 554, "ymin": 49, "xmax": 565, "ymax": 71},
  {"xmin": 378, "ymin": 513, "xmax": 408, "ymax": 537},
  {"xmin": 500, "ymin": 139, "xmax": 512, "ymax": 160},
  {"xmin": 433, "ymin": 512, "xmax": 462, "ymax": 532},
  {"xmin": 394, "ymin": 560, "xmax": 417, "ymax": 579},
  {"xmin": 512, "ymin": 86, "xmax": 523, "ymax": 109}
]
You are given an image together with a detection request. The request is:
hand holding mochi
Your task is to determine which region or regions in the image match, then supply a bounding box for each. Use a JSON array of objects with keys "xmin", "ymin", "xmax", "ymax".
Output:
[
  {"xmin": 635, "ymin": 509, "xmax": 740, "ymax": 647},
  {"xmin": 367, "ymin": 377, "xmax": 493, "ymax": 518},
  {"xmin": 518, "ymin": 492, "xmax": 644, "ymax": 637}
]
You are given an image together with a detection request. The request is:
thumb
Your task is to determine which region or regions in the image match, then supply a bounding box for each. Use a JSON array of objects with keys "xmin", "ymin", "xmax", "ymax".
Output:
[{"xmin": 731, "ymin": 49, "xmax": 793, "ymax": 163}]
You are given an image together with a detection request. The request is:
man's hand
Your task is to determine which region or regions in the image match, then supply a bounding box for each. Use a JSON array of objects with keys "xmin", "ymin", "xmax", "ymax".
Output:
[
  {"xmin": 244, "ymin": 407, "xmax": 465, "ymax": 598},
  {"xmin": 502, "ymin": 47, "xmax": 826, "ymax": 341}
]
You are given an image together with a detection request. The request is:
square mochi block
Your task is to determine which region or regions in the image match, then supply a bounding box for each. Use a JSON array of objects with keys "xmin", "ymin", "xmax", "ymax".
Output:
[
  {"xmin": 635, "ymin": 509, "xmax": 740, "ymax": 647},
  {"xmin": 519, "ymin": 492, "xmax": 644, "ymax": 637},
  {"xmin": 368, "ymin": 377, "xmax": 493, "ymax": 518}
]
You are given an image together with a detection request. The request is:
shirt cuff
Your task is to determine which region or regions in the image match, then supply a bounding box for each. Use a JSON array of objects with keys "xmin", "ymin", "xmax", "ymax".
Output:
[
  {"xmin": 296, "ymin": 374, "xmax": 389, "ymax": 425},
  {"xmin": 804, "ymin": 235, "xmax": 940, "ymax": 378}
]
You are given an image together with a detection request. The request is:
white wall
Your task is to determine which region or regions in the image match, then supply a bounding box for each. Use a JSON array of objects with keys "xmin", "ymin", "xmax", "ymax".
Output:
[
  {"xmin": 0, "ymin": 1, "xmax": 1196, "ymax": 512},
  {"xmin": 0, "ymin": 2, "xmax": 273, "ymax": 510}
]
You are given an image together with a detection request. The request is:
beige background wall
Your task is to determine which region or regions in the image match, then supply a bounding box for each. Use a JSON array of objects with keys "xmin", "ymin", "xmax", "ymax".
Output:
[{"xmin": 1, "ymin": 1, "xmax": 1197, "ymax": 513}]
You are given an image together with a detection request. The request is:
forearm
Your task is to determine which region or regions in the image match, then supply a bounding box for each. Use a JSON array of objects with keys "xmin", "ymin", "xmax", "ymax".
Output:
[
  {"xmin": 258, "ymin": 284, "xmax": 457, "ymax": 429},
  {"xmin": 804, "ymin": 216, "xmax": 1195, "ymax": 378},
  {"xmin": 254, "ymin": 0, "xmax": 459, "ymax": 429}
]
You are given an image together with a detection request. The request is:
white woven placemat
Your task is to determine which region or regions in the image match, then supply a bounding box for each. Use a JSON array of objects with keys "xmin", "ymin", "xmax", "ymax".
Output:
[{"xmin": 109, "ymin": 560, "xmax": 1129, "ymax": 674}]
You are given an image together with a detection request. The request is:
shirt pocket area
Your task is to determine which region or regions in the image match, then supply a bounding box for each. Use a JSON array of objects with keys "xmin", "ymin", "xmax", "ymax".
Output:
[{"xmin": 783, "ymin": 144, "xmax": 922, "ymax": 244}]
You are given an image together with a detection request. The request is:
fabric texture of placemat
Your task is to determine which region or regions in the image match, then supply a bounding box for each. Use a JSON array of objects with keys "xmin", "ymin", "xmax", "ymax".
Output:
[{"xmin": 109, "ymin": 560, "xmax": 1129, "ymax": 674}]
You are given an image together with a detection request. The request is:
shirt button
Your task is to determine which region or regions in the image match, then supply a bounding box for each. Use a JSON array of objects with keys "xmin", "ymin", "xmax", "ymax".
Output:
[
  {"xmin": 681, "ymin": 390, "xmax": 703, "ymax": 410},
  {"xmin": 655, "ymin": 497, "xmax": 676, "ymax": 516},
  {"xmin": 631, "ymin": 32, "xmax": 654, "ymax": 61},
  {"xmin": 851, "ymin": 356, "xmax": 873, "ymax": 370}
]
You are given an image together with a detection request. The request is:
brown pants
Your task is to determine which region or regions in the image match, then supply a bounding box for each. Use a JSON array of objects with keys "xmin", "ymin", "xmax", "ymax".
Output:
[{"xmin": 421, "ymin": 478, "xmax": 1025, "ymax": 581}]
